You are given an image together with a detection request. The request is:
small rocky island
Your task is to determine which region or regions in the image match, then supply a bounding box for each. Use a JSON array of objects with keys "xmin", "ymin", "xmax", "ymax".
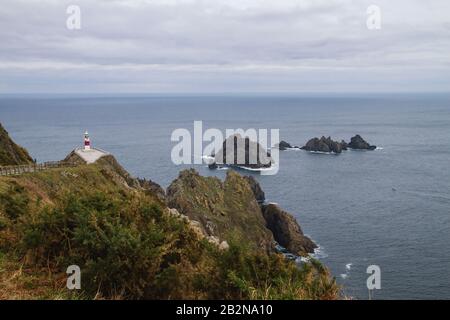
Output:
[
  {"xmin": 274, "ymin": 140, "xmax": 300, "ymax": 150},
  {"xmin": 297, "ymin": 134, "xmax": 377, "ymax": 154},
  {"xmin": 347, "ymin": 134, "xmax": 377, "ymax": 150},
  {"xmin": 301, "ymin": 136, "xmax": 347, "ymax": 154},
  {"xmin": 208, "ymin": 134, "xmax": 273, "ymax": 170}
]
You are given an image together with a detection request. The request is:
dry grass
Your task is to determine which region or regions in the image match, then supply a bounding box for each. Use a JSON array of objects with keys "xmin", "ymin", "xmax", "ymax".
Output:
[{"xmin": 0, "ymin": 252, "xmax": 78, "ymax": 300}]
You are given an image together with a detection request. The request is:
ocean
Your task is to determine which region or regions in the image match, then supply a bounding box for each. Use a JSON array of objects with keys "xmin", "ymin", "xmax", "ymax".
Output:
[{"xmin": 1, "ymin": 94, "xmax": 449, "ymax": 299}]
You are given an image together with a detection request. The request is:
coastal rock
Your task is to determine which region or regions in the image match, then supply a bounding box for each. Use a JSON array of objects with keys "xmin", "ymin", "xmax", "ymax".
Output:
[
  {"xmin": 347, "ymin": 135, "xmax": 376, "ymax": 150},
  {"xmin": 244, "ymin": 175, "xmax": 265, "ymax": 203},
  {"xmin": 209, "ymin": 134, "xmax": 272, "ymax": 170},
  {"xmin": 275, "ymin": 140, "xmax": 295, "ymax": 150},
  {"xmin": 261, "ymin": 203, "xmax": 317, "ymax": 255},
  {"xmin": 0, "ymin": 123, "xmax": 34, "ymax": 166},
  {"xmin": 167, "ymin": 169, "xmax": 274, "ymax": 252},
  {"xmin": 301, "ymin": 136, "xmax": 345, "ymax": 154}
]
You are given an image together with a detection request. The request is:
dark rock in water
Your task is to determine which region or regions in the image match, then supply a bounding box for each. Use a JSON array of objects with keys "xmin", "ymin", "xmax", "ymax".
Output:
[
  {"xmin": 340, "ymin": 140, "xmax": 348, "ymax": 150},
  {"xmin": 209, "ymin": 134, "xmax": 273, "ymax": 170},
  {"xmin": 261, "ymin": 203, "xmax": 317, "ymax": 255},
  {"xmin": 276, "ymin": 140, "xmax": 293, "ymax": 151},
  {"xmin": 244, "ymin": 175, "xmax": 265, "ymax": 203},
  {"xmin": 347, "ymin": 135, "xmax": 376, "ymax": 150},
  {"xmin": 138, "ymin": 178, "xmax": 166, "ymax": 203},
  {"xmin": 301, "ymin": 136, "xmax": 345, "ymax": 154}
]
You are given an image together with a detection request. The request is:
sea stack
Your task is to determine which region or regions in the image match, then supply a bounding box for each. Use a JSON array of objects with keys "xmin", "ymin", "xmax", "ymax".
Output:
[
  {"xmin": 301, "ymin": 136, "xmax": 346, "ymax": 154},
  {"xmin": 208, "ymin": 134, "xmax": 273, "ymax": 170},
  {"xmin": 347, "ymin": 135, "xmax": 376, "ymax": 150}
]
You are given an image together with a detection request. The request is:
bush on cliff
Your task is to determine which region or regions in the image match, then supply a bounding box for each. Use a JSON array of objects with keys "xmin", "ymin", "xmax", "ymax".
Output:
[{"xmin": 0, "ymin": 165, "xmax": 340, "ymax": 300}]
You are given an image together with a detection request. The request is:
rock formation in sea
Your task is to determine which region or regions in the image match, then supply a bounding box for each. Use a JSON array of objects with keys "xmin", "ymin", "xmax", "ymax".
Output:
[
  {"xmin": 208, "ymin": 134, "xmax": 272, "ymax": 170},
  {"xmin": 0, "ymin": 123, "xmax": 34, "ymax": 166},
  {"xmin": 275, "ymin": 140, "xmax": 299, "ymax": 150},
  {"xmin": 301, "ymin": 136, "xmax": 346, "ymax": 154},
  {"xmin": 167, "ymin": 168, "xmax": 316, "ymax": 256},
  {"xmin": 167, "ymin": 169, "xmax": 274, "ymax": 252},
  {"xmin": 261, "ymin": 203, "xmax": 317, "ymax": 255},
  {"xmin": 347, "ymin": 134, "xmax": 377, "ymax": 150}
]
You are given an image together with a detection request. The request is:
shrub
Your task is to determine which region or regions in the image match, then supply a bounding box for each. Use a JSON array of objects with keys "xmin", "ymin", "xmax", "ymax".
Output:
[
  {"xmin": 11, "ymin": 190, "xmax": 339, "ymax": 300},
  {"xmin": 0, "ymin": 183, "xmax": 29, "ymax": 220}
]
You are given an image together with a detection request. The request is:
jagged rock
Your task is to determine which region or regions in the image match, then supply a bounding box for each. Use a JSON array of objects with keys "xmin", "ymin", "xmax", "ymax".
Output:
[
  {"xmin": 347, "ymin": 135, "xmax": 376, "ymax": 150},
  {"xmin": 244, "ymin": 176, "xmax": 265, "ymax": 203},
  {"xmin": 167, "ymin": 169, "xmax": 274, "ymax": 252},
  {"xmin": 169, "ymin": 208, "xmax": 229, "ymax": 250},
  {"xmin": 301, "ymin": 136, "xmax": 345, "ymax": 154},
  {"xmin": 209, "ymin": 134, "xmax": 272, "ymax": 170},
  {"xmin": 261, "ymin": 203, "xmax": 317, "ymax": 255},
  {"xmin": 276, "ymin": 140, "xmax": 293, "ymax": 150},
  {"xmin": 0, "ymin": 123, "xmax": 34, "ymax": 166}
]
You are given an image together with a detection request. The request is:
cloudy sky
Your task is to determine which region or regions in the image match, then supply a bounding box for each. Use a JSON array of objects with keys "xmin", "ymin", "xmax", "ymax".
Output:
[{"xmin": 1, "ymin": 0, "xmax": 449, "ymax": 94}]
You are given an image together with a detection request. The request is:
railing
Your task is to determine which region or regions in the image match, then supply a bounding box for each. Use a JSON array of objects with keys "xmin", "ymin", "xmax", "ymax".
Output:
[{"xmin": 0, "ymin": 161, "xmax": 75, "ymax": 177}]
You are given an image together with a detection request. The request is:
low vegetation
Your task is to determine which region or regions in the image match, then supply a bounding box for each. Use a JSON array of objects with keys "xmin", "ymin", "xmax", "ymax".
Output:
[{"xmin": 0, "ymin": 163, "xmax": 340, "ymax": 300}]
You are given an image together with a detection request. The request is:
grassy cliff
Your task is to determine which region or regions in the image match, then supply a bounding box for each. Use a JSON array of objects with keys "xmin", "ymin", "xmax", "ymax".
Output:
[
  {"xmin": 0, "ymin": 131, "xmax": 340, "ymax": 300},
  {"xmin": 0, "ymin": 123, "xmax": 33, "ymax": 166},
  {"xmin": 167, "ymin": 169, "xmax": 274, "ymax": 252}
]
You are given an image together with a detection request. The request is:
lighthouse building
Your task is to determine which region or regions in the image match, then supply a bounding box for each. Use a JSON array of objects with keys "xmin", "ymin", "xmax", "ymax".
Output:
[
  {"xmin": 84, "ymin": 131, "xmax": 91, "ymax": 150},
  {"xmin": 73, "ymin": 130, "xmax": 109, "ymax": 164}
]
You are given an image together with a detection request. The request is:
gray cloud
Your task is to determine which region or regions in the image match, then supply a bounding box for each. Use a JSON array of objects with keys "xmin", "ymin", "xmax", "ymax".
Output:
[{"xmin": 0, "ymin": 0, "xmax": 449, "ymax": 93}]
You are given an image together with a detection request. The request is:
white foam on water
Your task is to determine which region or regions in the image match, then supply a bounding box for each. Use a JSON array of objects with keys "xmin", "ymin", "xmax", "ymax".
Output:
[
  {"xmin": 339, "ymin": 262, "xmax": 353, "ymax": 280},
  {"xmin": 307, "ymin": 150, "xmax": 339, "ymax": 155},
  {"xmin": 233, "ymin": 164, "xmax": 278, "ymax": 173},
  {"xmin": 307, "ymin": 242, "xmax": 328, "ymax": 260}
]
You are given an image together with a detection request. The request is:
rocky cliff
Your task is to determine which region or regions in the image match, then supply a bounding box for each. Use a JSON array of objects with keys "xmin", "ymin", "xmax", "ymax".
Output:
[
  {"xmin": 262, "ymin": 203, "xmax": 317, "ymax": 255},
  {"xmin": 0, "ymin": 127, "xmax": 339, "ymax": 300},
  {"xmin": 0, "ymin": 123, "xmax": 33, "ymax": 166},
  {"xmin": 167, "ymin": 169, "xmax": 274, "ymax": 252},
  {"xmin": 167, "ymin": 169, "xmax": 316, "ymax": 256}
]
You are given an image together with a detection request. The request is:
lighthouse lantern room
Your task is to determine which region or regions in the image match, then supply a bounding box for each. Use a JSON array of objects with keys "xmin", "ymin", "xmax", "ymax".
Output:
[{"xmin": 84, "ymin": 131, "xmax": 91, "ymax": 150}]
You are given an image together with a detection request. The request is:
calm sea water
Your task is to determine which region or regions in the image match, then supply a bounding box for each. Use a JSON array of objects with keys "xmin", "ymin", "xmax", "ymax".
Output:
[{"xmin": 1, "ymin": 94, "xmax": 450, "ymax": 299}]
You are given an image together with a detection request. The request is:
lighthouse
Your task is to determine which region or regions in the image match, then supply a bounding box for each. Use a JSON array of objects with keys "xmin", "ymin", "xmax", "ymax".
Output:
[{"xmin": 84, "ymin": 131, "xmax": 91, "ymax": 150}]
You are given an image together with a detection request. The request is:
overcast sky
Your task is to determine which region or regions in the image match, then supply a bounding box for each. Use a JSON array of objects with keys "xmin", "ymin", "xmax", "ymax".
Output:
[{"xmin": 1, "ymin": 0, "xmax": 449, "ymax": 94}]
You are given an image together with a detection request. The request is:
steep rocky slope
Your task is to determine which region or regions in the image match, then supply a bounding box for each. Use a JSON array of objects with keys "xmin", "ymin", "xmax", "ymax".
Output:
[
  {"xmin": 0, "ymin": 123, "xmax": 33, "ymax": 166},
  {"xmin": 167, "ymin": 169, "xmax": 274, "ymax": 252},
  {"xmin": 167, "ymin": 169, "xmax": 317, "ymax": 256}
]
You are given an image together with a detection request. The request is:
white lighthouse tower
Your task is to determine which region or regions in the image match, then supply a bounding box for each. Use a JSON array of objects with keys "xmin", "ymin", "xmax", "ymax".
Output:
[{"xmin": 84, "ymin": 131, "xmax": 91, "ymax": 150}]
